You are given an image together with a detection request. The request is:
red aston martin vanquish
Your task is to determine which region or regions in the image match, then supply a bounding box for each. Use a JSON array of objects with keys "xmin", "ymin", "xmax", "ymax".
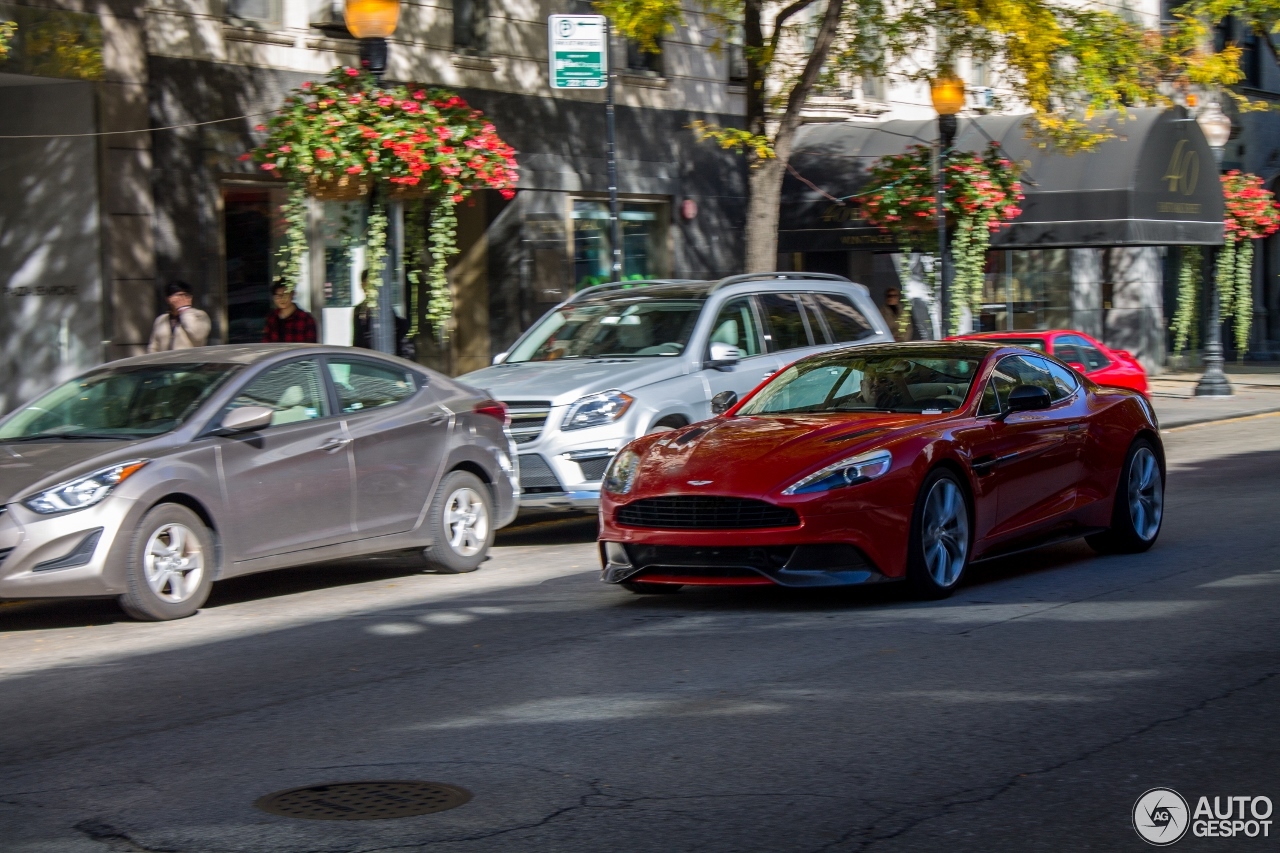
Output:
[{"xmin": 598, "ymin": 342, "xmax": 1164, "ymax": 598}]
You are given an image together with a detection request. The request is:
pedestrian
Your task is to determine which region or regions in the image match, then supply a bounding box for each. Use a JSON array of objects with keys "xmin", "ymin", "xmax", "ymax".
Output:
[
  {"xmin": 147, "ymin": 280, "xmax": 211, "ymax": 352},
  {"xmin": 879, "ymin": 287, "xmax": 903, "ymax": 342},
  {"xmin": 262, "ymin": 282, "xmax": 318, "ymax": 343}
]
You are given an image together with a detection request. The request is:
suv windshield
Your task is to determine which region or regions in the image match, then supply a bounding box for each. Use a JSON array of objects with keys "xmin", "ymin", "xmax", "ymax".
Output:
[
  {"xmin": 507, "ymin": 296, "xmax": 703, "ymax": 362},
  {"xmin": 738, "ymin": 349, "xmax": 983, "ymax": 415},
  {"xmin": 0, "ymin": 363, "xmax": 238, "ymax": 441}
]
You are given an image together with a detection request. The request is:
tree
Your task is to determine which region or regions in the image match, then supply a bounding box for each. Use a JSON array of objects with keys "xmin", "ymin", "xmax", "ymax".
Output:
[
  {"xmin": 0, "ymin": 20, "xmax": 15, "ymax": 61},
  {"xmin": 596, "ymin": 0, "xmax": 1254, "ymax": 272}
]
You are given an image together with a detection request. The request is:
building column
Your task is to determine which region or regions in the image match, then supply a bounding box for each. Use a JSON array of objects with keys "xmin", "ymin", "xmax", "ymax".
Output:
[{"xmin": 1103, "ymin": 247, "xmax": 1165, "ymax": 374}]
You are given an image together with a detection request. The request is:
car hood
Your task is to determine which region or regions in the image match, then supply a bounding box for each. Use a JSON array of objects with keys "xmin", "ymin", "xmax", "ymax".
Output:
[
  {"xmin": 0, "ymin": 440, "xmax": 142, "ymax": 504},
  {"xmin": 458, "ymin": 358, "xmax": 688, "ymax": 405},
  {"xmin": 629, "ymin": 413, "xmax": 929, "ymax": 498}
]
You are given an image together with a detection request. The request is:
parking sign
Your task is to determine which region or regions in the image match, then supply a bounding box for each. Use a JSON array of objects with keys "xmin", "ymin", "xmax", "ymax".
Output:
[{"xmin": 549, "ymin": 14, "xmax": 608, "ymax": 89}]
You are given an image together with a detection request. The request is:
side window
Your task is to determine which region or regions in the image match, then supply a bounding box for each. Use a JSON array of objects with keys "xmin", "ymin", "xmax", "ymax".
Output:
[
  {"xmin": 228, "ymin": 360, "xmax": 327, "ymax": 426},
  {"xmin": 758, "ymin": 293, "xmax": 812, "ymax": 352},
  {"xmin": 979, "ymin": 369, "xmax": 1016, "ymax": 416},
  {"xmin": 327, "ymin": 359, "xmax": 418, "ymax": 414},
  {"xmin": 810, "ymin": 292, "xmax": 876, "ymax": 343},
  {"xmin": 1000, "ymin": 355, "xmax": 1067, "ymax": 402},
  {"xmin": 1057, "ymin": 335, "xmax": 1110, "ymax": 371},
  {"xmin": 1040, "ymin": 358, "xmax": 1080, "ymax": 399},
  {"xmin": 708, "ymin": 297, "xmax": 763, "ymax": 357}
]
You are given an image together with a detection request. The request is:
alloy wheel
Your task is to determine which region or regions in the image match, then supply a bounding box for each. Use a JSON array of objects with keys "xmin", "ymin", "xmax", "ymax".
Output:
[
  {"xmin": 922, "ymin": 478, "xmax": 969, "ymax": 588},
  {"xmin": 1127, "ymin": 446, "xmax": 1163, "ymax": 541},
  {"xmin": 143, "ymin": 522, "xmax": 205, "ymax": 603},
  {"xmin": 444, "ymin": 487, "xmax": 489, "ymax": 557}
]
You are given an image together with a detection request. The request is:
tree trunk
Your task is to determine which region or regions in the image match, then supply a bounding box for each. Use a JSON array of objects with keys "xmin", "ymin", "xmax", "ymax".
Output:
[{"xmin": 745, "ymin": 158, "xmax": 787, "ymax": 271}]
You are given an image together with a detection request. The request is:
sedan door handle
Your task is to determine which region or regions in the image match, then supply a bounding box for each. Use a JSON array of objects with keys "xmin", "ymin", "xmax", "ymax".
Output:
[{"xmin": 320, "ymin": 437, "xmax": 352, "ymax": 453}]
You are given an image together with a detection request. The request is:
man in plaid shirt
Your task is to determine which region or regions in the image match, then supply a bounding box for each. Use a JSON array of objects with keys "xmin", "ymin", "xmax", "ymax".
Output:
[{"xmin": 262, "ymin": 283, "xmax": 318, "ymax": 343}]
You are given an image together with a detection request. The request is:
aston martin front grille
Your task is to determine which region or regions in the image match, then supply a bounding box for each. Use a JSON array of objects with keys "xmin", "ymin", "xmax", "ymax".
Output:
[{"xmin": 616, "ymin": 496, "xmax": 800, "ymax": 530}]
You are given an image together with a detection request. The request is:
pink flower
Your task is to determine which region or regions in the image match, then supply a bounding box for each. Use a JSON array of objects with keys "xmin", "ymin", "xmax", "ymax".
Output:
[
  {"xmin": 378, "ymin": 96, "xmax": 394, "ymax": 107},
  {"xmin": 302, "ymin": 81, "xmax": 312, "ymax": 89},
  {"xmin": 255, "ymin": 124, "xmax": 266, "ymax": 132},
  {"xmin": 500, "ymin": 188, "xmax": 516, "ymax": 200},
  {"xmin": 345, "ymin": 67, "xmax": 360, "ymax": 77},
  {"xmin": 261, "ymin": 163, "xmax": 277, "ymax": 171},
  {"xmin": 238, "ymin": 152, "xmax": 252, "ymax": 161},
  {"xmin": 278, "ymin": 145, "xmax": 291, "ymax": 153},
  {"xmin": 346, "ymin": 165, "xmax": 364, "ymax": 174},
  {"xmin": 413, "ymin": 90, "xmax": 426, "ymax": 100}
]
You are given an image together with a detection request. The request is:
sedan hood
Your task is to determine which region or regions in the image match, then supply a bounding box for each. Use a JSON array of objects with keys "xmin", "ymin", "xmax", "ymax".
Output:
[
  {"xmin": 459, "ymin": 358, "xmax": 687, "ymax": 405},
  {"xmin": 631, "ymin": 414, "xmax": 928, "ymax": 498},
  {"xmin": 0, "ymin": 441, "xmax": 139, "ymax": 505}
]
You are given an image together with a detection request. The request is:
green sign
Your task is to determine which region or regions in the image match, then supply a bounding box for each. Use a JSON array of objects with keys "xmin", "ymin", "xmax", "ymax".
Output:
[{"xmin": 549, "ymin": 14, "xmax": 607, "ymax": 90}]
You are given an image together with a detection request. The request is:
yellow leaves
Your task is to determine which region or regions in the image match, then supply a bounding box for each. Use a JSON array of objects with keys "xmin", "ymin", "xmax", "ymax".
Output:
[
  {"xmin": 593, "ymin": 0, "xmax": 679, "ymax": 53},
  {"xmin": 688, "ymin": 120, "xmax": 776, "ymax": 162},
  {"xmin": 0, "ymin": 21, "xmax": 14, "ymax": 61}
]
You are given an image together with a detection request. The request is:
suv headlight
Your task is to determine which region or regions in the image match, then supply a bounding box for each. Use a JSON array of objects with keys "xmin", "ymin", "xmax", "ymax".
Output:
[
  {"xmin": 603, "ymin": 449, "xmax": 641, "ymax": 495},
  {"xmin": 563, "ymin": 390, "xmax": 634, "ymax": 431},
  {"xmin": 24, "ymin": 460, "xmax": 149, "ymax": 514},
  {"xmin": 782, "ymin": 450, "xmax": 891, "ymax": 496}
]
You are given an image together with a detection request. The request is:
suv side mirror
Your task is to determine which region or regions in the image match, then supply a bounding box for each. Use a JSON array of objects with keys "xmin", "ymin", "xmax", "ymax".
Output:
[
  {"xmin": 706, "ymin": 341, "xmax": 742, "ymax": 369},
  {"xmin": 216, "ymin": 406, "xmax": 274, "ymax": 434},
  {"xmin": 492, "ymin": 351, "xmax": 508, "ymax": 365},
  {"xmin": 997, "ymin": 385, "xmax": 1052, "ymax": 420},
  {"xmin": 710, "ymin": 390, "xmax": 739, "ymax": 415}
]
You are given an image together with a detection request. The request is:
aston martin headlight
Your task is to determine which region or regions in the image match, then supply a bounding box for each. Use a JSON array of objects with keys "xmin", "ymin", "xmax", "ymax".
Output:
[
  {"xmin": 563, "ymin": 390, "xmax": 634, "ymax": 431},
  {"xmin": 603, "ymin": 449, "xmax": 641, "ymax": 495},
  {"xmin": 24, "ymin": 460, "xmax": 149, "ymax": 514},
  {"xmin": 782, "ymin": 450, "xmax": 891, "ymax": 496}
]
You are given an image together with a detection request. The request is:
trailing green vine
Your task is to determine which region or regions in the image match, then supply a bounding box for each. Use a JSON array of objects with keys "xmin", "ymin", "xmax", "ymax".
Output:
[
  {"xmin": 426, "ymin": 200, "xmax": 459, "ymax": 331},
  {"xmin": 1215, "ymin": 171, "xmax": 1279, "ymax": 357},
  {"xmin": 275, "ymin": 187, "xmax": 309, "ymax": 293},
  {"xmin": 364, "ymin": 201, "xmax": 388, "ymax": 309},
  {"xmin": 1170, "ymin": 246, "xmax": 1201, "ymax": 355}
]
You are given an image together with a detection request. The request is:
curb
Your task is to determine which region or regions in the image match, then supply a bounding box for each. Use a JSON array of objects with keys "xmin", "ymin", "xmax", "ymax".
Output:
[{"xmin": 1161, "ymin": 408, "xmax": 1280, "ymax": 432}]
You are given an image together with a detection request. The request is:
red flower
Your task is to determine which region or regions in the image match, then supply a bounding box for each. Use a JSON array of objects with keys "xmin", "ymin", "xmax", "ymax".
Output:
[
  {"xmin": 413, "ymin": 90, "xmax": 426, "ymax": 100},
  {"xmin": 261, "ymin": 163, "xmax": 277, "ymax": 171},
  {"xmin": 345, "ymin": 67, "xmax": 360, "ymax": 77},
  {"xmin": 346, "ymin": 165, "xmax": 364, "ymax": 174},
  {"xmin": 501, "ymin": 188, "xmax": 516, "ymax": 200},
  {"xmin": 378, "ymin": 96, "xmax": 394, "ymax": 107},
  {"xmin": 255, "ymin": 124, "xmax": 266, "ymax": 132},
  {"xmin": 238, "ymin": 152, "xmax": 252, "ymax": 161},
  {"xmin": 278, "ymin": 145, "xmax": 292, "ymax": 153},
  {"xmin": 316, "ymin": 149, "xmax": 334, "ymax": 160}
]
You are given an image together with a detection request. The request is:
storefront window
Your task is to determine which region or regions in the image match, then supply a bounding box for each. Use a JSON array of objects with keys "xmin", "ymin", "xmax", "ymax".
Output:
[
  {"xmin": 222, "ymin": 185, "xmax": 288, "ymax": 344},
  {"xmin": 978, "ymin": 249, "xmax": 1073, "ymax": 332},
  {"xmin": 571, "ymin": 199, "xmax": 669, "ymax": 290}
]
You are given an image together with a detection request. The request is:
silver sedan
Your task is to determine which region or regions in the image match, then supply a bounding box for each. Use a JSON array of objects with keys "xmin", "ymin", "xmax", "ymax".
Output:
[{"xmin": 0, "ymin": 345, "xmax": 519, "ymax": 620}]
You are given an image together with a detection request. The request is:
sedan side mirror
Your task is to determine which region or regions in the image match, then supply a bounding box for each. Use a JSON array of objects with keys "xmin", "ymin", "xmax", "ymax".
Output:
[
  {"xmin": 706, "ymin": 341, "xmax": 742, "ymax": 369},
  {"xmin": 997, "ymin": 385, "xmax": 1052, "ymax": 420},
  {"xmin": 710, "ymin": 390, "xmax": 739, "ymax": 415},
  {"xmin": 216, "ymin": 405, "xmax": 274, "ymax": 434},
  {"xmin": 1067, "ymin": 361, "xmax": 1088, "ymax": 375}
]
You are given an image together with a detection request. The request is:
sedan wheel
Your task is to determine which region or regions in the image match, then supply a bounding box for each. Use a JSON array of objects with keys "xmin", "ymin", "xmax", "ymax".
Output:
[
  {"xmin": 907, "ymin": 469, "xmax": 971, "ymax": 599},
  {"xmin": 1086, "ymin": 438, "xmax": 1164, "ymax": 554},
  {"xmin": 118, "ymin": 503, "xmax": 215, "ymax": 621},
  {"xmin": 423, "ymin": 471, "xmax": 494, "ymax": 573}
]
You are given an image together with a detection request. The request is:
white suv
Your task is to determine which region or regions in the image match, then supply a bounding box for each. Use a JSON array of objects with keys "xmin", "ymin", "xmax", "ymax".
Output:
[{"xmin": 458, "ymin": 273, "xmax": 892, "ymax": 512}]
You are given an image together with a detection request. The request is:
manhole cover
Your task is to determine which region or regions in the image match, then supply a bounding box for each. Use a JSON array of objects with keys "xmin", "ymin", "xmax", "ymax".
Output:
[{"xmin": 255, "ymin": 781, "xmax": 472, "ymax": 821}]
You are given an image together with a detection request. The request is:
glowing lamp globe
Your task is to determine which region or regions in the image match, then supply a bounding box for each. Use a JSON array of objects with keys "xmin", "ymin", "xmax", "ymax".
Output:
[
  {"xmin": 1196, "ymin": 100, "xmax": 1232, "ymax": 150},
  {"xmin": 345, "ymin": 0, "xmax": 399, "ymax": 39},
  {"xmin": 930, "ymin": 73, "xmax": 966, "ymax": 117}
]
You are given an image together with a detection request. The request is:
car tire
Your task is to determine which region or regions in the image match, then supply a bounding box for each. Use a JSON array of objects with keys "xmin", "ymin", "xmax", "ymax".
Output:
[
  {"xmin": 422, "ymin": 471, "xmax": 494, "ymax": 574},
  {"xmin": 117, "ymin": 504, "xmax": 215, "ymax": 622},
  {"xmin": 621, "ymin": 581, "xmax": 683, "ymax": 594},
  {"xmin": 906, "ymin": 468, "xmax": 972, "ymax": 600},
  {"xmin": 1086, "ymin": 438, "xmax": 1164, "ymax": 555}
]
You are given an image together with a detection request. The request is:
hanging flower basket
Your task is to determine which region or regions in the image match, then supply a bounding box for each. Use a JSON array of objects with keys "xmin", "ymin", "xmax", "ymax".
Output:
[
  {"xmin": 246, "ymin": 67, "xmax": 519, "ymax": 336},
  {"xmin": 854, "ymin": 143, "xmax": 1023, "ymax": 332}
]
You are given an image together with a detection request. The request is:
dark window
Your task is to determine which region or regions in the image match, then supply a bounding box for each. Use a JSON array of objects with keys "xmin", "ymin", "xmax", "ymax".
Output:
[
  {"xmin": 1055, "ymin": 334, "xmax": 1110, "ymax": 371},
  {"xmin": 626, "ymin": 39, "xmax": 664, "ymax": 76},
  {"xmin": 809, "ymin": 292, "xmax": 875, "ymax": 343},
  {"xmin": 326, "ymin": 359, "xmax": 418, "ymax": 413},
  {"xmin": 758, "ymin": 293, "xmax": 812, "ymax": 352},
  {"xmin": 992, "ymin": 354, "xmax": 1069, "ymax": 404},
  {"xmin": 230, "ymin": 361, "xmax": 328, "ymax": 427},
  {"xmin": 978, "ymin": 377, "xmax": 1004, "ymax": 416},
  {"xmin": 1037, "ymin": 357, "xmax": 1079, "ymax": 399},
  {"xmin": 708, "ymin": 297, "xmax": 764, "ymax": 357},
  {"xmin": 453, "ymin": 0, "xmax": 489, "ymax": 54},
  {"xmin": 227, "ymin": 0, "xmax": 281, "ymax": 26}
]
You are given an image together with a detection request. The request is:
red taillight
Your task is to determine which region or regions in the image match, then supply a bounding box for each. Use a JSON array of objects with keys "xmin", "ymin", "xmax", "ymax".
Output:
[{"xmin": 474, "ymin": 400, "xmax": 509, "ymax": 426}]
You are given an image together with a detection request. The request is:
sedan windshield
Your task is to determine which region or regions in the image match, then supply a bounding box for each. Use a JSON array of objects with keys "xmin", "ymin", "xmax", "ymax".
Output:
[
  {"xmin": 738, "ymin": 349, "xmax": 984, "ymax": 415},
  {"xmin": 507, "ymin": 297, "xmax": 703, "ymax": 362},
  {"xmin": 0, "ymin": 363, "xmax": 237, "ymax": 441}
]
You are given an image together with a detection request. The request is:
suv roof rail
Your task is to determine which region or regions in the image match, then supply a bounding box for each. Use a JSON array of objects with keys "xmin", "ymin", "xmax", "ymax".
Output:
[
  {"xmin": 710, "ymin": 272, "xmax": 852, "ymax": 292},
  {"xmin": 566, "ymin": 279, "xmax": 701, "ymax": 303}
]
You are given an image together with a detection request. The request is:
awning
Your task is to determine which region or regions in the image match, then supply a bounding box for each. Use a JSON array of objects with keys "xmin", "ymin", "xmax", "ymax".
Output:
[{"xmin": 778, "ymin": 107, "xmax": 1225, "ymax": 253}]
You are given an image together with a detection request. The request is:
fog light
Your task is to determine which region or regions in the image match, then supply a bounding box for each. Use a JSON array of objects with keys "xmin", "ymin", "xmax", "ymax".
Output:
[{"xmin": 604, "ymin": 541, "xmax": 631, "ymax": 566}]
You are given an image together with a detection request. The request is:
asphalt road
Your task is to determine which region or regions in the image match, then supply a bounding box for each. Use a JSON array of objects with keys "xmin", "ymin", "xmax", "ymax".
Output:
[{"xmin": 1, "ymin": 414, "xmax": 1278, "ymax": 852}]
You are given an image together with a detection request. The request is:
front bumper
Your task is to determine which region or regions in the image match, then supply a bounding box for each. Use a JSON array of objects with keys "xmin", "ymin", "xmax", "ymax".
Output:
[
  {"xmin": 0, "ymin": 499, "xmax": 136, "ymax": 598},
  {"xmin": 600, "ymin": 540, "xmax": 893, "ymax": 588}
]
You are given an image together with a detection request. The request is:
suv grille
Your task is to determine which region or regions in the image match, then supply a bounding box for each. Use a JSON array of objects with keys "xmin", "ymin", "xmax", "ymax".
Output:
[
  {"xmin": 616, "ymin": 496, "xmax": 800, "ymax": 530},
  {"xmin": 504, "ymin": 400, "xmax": 552, "ymax": 445},
  {"xmin": 518, "ymin": 453, "xmax": 563, "ymax": 494}
]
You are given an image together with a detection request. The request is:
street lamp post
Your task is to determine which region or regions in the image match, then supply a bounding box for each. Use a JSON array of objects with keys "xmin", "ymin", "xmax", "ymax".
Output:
[
  {"xmin": 346, "ymin": 0, "xmax": 401, "ymax": 354},
  {"xmin": 931, "ymin": 73, "xmax": 964, "ymax": 338},
  {"xmin": 1195, "ymin": 99, "xmax": 1234, "ymax": 397}
]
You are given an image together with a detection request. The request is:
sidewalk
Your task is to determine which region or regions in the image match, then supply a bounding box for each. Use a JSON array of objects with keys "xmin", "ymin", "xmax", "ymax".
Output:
[{"xmin": 1149, "ymin": 366, "xmax": 1280, "ymax": 429}]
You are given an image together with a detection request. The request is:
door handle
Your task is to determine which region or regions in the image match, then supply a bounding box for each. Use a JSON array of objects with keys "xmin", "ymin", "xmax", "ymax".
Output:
[
  {"xmin": 424, "ymin": 414, "xmax": 448, "ymax": 426},
  {"xmin": 320, "ymin": 437, "xmax": 352, "ymax": 453},
  {"xmin": 1067, "ymin": 423, "xmax": 1086, "ymax": 433}
]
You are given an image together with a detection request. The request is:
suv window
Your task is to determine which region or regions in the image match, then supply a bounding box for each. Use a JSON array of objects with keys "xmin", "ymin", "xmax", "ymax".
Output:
[
  {"xmin": 326, "ymin": 359, "xmax": 418, "ymax": 413},
  {"xmin": 758, "ymin": 293, "xmax": 813, "ymax": 352},
  {"xmin": 808, "ymin": 292, "xmax": 875, "ymax": 343},
  {"xmin": 708, "ymin": 297, "xmax": 764, "ymax": 357},
  {"xmin": 228, "ymin": 360, "xmax": 328, "ymax": 426}
]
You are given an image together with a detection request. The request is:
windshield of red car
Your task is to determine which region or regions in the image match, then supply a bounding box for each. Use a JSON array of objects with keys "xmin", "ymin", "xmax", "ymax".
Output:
[{"xmin": 738, "ymin": 351, "xmax": 983, "ymax": 415}]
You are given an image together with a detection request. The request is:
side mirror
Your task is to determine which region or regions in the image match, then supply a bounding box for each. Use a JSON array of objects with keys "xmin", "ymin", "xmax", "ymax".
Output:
[
  {"xmin": 997, "ymin": 385, "xmax": 1052, "ymax": 420},
  {"xmin": 710, "ymin": 390, "xmax": 739, "ymax": 415},
  {"xmin": 706, "ymin": 341, "xmax": 742, "ymax": 369},
  {"xmin": 216, "ymin": 406, "xmax": 274, "ymax": 434},
  {"xmin": 1067, "ymin": 361, "xmax": 1088, "ymax": 375},
  {"xmin": 492, "ymin": 351, "xmax": 509, "ymax": 365}
]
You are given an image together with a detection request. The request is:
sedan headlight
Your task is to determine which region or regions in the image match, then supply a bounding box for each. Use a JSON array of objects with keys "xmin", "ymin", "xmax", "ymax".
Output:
[
  {"xmin": 782, "ymin": 450, "xmax": 891, "ymax": 496},
  {"xmin": 563, "ymin": 390, "xmax": 634, "ymax": 431},
  {"xmin": 24, "ymin": 460, "xmax": 149, "ymax": 514},
  {"xmin": 603, "ymin": 449, "xmax": 641, "ymax": 495}
]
